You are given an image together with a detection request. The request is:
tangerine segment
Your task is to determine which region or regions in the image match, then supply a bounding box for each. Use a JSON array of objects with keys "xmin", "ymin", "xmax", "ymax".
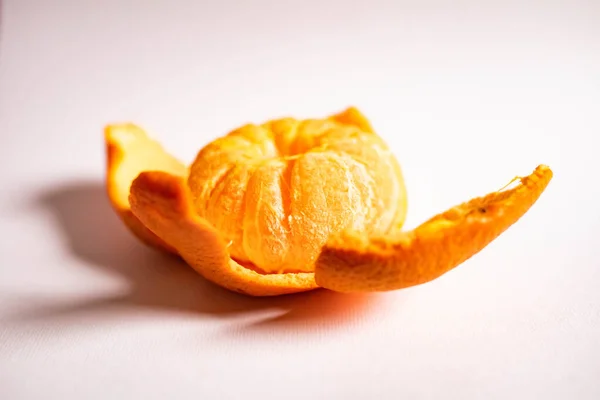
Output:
[
  {"xmin": 186, "ymin": 107, "xmax": 407, "ymax": 274},
  {"xmin": 128, "ymin": 170, "xmax": 319, "ymax": 296},
  {"xmin": 314, "ymin": 165, "xmax": 553, "ymax": 293},
  {"xmin": 105, "ymin": 124, "xmax": 186, "ymax": 253}
]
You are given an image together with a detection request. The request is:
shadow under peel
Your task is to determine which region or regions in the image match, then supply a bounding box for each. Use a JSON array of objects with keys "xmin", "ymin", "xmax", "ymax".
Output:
[{"xmin": 16, "ymin": 181, "xmax": 379, "ymax": 333}]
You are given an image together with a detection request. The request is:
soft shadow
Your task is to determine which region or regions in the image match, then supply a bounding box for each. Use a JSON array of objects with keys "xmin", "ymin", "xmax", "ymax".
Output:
[{"xmin": 19, "ymin": 181, "xmax": 379, "ymax": 332}]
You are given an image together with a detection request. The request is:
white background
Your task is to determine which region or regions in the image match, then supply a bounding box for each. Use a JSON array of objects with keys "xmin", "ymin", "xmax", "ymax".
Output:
[{"xmin": 1, "ymin": 0, "xmax": 599, "ymax": 398}]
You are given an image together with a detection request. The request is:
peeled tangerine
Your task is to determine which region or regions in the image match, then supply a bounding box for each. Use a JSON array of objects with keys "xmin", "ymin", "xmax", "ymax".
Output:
[{"xmin": 104, "ymin": 107, "xmax": 552, "ymax": 296}]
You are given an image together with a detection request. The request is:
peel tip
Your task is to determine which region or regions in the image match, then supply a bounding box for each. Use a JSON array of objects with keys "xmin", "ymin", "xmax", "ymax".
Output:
[
  {"xmin": 104, "ymin": 123, "xmax": 148, "ymax": 145},
  {"xmin": 130, "ymin": 171, "xmax": 189, "ymax": 215},
  {"xmin": 535, "ymin": 164, "xmax": 552, "ymax": 174}
]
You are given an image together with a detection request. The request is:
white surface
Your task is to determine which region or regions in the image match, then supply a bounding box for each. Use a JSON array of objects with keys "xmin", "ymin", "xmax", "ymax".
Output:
[{"xmin": 1, "ymin": 0, "xmax": 599, "ymax": 398}]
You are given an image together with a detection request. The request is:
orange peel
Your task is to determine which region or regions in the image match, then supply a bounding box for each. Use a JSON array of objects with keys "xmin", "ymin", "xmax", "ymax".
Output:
[
  {"xmin": 105, "ymin": 124, "xmax": 186, "ymax": 254},
  {"xmin": 104, "ymin": 107, "xmax": 552, "ymax": 296},
  {"xmin": 314, "ymin": 164, "xmax": 552, "ymax": 292}
]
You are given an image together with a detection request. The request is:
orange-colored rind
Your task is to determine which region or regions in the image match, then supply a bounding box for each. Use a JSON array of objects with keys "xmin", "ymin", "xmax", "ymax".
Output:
[
  {"xmin": 314, "ymin": 165, "xmax": 553, "ymax": 292},
  {"xmin": 329, "ymin": 106, "xmax": 375, "ymax": 133},
  {"xmin": 105, "ymin": 124, "xmax": 186, "ymax": 254}
]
